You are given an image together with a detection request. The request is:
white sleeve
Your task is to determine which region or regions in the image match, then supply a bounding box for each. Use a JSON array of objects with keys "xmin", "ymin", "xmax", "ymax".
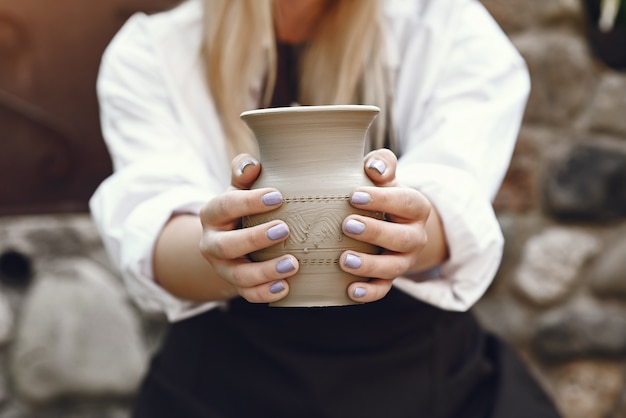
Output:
[
  {"xmin": 89, "ymin": 14, "xmax": 224, "ymax": 321},
  {"xmin": 391, "ymin": 0, "xmax": 531, "ymax": 311}
]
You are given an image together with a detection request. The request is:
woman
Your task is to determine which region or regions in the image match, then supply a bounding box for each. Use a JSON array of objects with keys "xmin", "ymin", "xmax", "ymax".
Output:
[{"xmin": 90, "ymin": 0, "xmax": 561, "ymax": 417}]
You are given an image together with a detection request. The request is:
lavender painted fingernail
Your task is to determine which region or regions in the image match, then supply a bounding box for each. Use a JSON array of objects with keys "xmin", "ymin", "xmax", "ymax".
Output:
[
  {"xmin": 270, "ymin": 281, "xmax": 285, "ymax": 294},
  {"xmin": 238, "ymin": 159, "xmax": 258, "ymax": 175},
  {"xmin": 351, "ymin": 192, "xmax": 371, "ymax": 205},
  {"xmin": 345, "ymin": 219, "xmax": 365, "ymax": 235},
  {"xmin": 367, "ymin": 159, "xmax": 386, "ymax": 175},
  {"xmin": 353, "ymin": 287, "xmax": 367, "ymax": 298},
  {"xmin": 262, "ymin": 191, "xmax": 283, "ymax": 206},
  {"xmin": 344, "ymin": 253, "xmax": 362, "ymax": 269},
  {"xmin": 267, "ymin": 224, "xmax": 289, "ymax": 240},
  {"xmin": 276, "ymin": 258, "xmax": 296, "ymax": 274}
]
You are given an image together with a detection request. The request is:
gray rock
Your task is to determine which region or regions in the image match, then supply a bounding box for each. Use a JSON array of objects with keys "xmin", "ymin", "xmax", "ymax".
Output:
[
  {"xmin": 589, "ymin": 235, "xmax": 626, "ymax": 298},
  {"xmin": 533, "ymin": 300, "xmax": 626, "ymax": 360},
  {"xmin": 0, "ymin": 402, "xmax": 29, "ymax": 418},
  {"xmin": 0, "ymin": 290, "xmax": 13, "ymax": 345},
  {"xmin": 482, "ymin": 0, "xmax": 584, "ymax": 34},
  {"xmin": 472, "ymin": 295, "xmax": 533, "ymax": 343},
  {"xmin": 547, "ymin": 360, "xmax": 624, "ymax": 418},
  {"xmin": 513, "ymin": 31, "xmax": 595, "ymax": 125},
  {"xmin": 0, "ymin": 214, "xmax": 103, "ymax": 262},
  {"xmin": 11, "ymin": 258, "xmax": 147, "ymax": 402},
  {"xmin": 589, "ymin": 72, "xmax": 626, "ymax": 137},
  {"xmin": 0, "ymin": 362, "xmax": 7, "ymax": 406},
  {"xmin": 543, "ymin": 143, "xmax": 626, "ymax": 221},
  {"xmin": 513, "ymin": 228, "xmax": 600, "ymax": 305}
]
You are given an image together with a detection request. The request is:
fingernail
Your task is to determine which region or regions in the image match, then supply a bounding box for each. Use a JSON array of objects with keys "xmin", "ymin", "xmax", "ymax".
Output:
[
  {"xmin": 344, "ymin": 253, "xmax": 362, "ymax": 269},
  {"xmin": 267, "ymin": 223, "xmax": 289, "ymax": 240},
  {"xmin": 367, "ymin": 159, "xmax": 386, "ymax": 175},
  {"xmin": 238, "ymin": 158, "xmax": 258, "ymax": 175},
  {"xmin": 276, "ymin": 258, "xmax": 295, "ymax": 274},
  {"xmin": 345, "ymin": 219, "xmax": 365, "ymax": 235},
  {"xmin": 270, "ymin": 281, "xmax": 285, "ymax": 294},
  {"xmin": 262, "ymin": 191, "xmax": 283, "ymax": 206},
  {"xmin": 351, "ymin": 192, "xmax": 371, "ymax": 205},
  {"xmin": 353, "ymin": 287, "xmax": 366, "ymax": 298}
]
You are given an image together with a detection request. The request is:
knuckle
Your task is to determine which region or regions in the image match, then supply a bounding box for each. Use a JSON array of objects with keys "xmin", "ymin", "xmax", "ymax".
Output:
[
  {"xmin": 217, "ymin": 195, "xmax": 232, "ymax": 218},
  {"xmin": 417, "ymin": 229, "xmax": 428, "ymax": 248},
  {"xmin": 230, "ymin": 268, "xmax": 244, "ymax": 286},
  {"xmin": 251, "ymin": 226, "xmax": 271, "ymax": 248},
  {"xmin": 388, "ymin": 259, "xmax": 408, "ymax": 279},
  {"xmin": 242, "ymin": 286, "xmax": 266, "ymax": 303},
  {"xmin": 370, "ymin": 281, "xmax": 393, "ymax": 301},
  {"xmin": 199, "ymin": 240, "xmax": 213, "ymax": 261},
  {"xmin": 396, "ymin": 228, "xmax": 415, "ymax": 250},
  {"xmin": 404, "ymin": 190, "xmax": 419, "ymax": 215},
  {"xmin": 199, "ymin": 205, "xmax": 210, "ymax": 227},
  {"xmin": 212, "ymin": 234, "xmax": 232, "ymax": 259}
]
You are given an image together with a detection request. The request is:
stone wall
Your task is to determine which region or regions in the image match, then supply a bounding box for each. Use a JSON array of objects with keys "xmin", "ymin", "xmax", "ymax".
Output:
[
  {"xmin": 477, "ymin": 0, "xmax": 626, "ymax": 417},
  {"xmin": 0, "ymin": 215, "xmax": 167, "ymax": 417},
  {"xmin": 1, "ymin": 0, "xmax": 626, "ymax": 417}
]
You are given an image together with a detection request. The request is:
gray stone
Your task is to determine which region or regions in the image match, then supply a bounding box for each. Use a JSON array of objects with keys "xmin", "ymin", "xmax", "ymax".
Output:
[
  {"xmin": 0, "ymin": 403, "xmax": 29, "ymax": 418},
  {"xmin": 472, "ymin": 295, "xmax": 533, "ymax": 343},
  {"xmin": 0, "ymin": 362, "xmax": 7, "ymax": 406},
  {"xmin": 0, "ymin": 214, "xmax": 104, "ymax": 261},
  {"xmin": 0, "ymin": 290, "xmax": 13, "ymax": 345},
  {"xmin": 613, "ymin": 387, "xmax": 626, "ymax": 418},
  {"xmin": 547, "ymin": 360, "xmax": 624, "ymax": 418},
  {"xmin": 513, "ymin": 31, "xmax": 595, "ymax": 125},
  {"xmin": 11, "ymin": 258, "xmax": 147, "ymax": 402},
  {"xmin": 533, "ymin": 300, "xmax": 626, "ymax": 360},
  {"xmin": 482, "ymin": 0, "xmax": 584, "ymax": 34},
  {"xmin": 543, "ymin": 143, "xmax": 626, "ymax": 221},
  {"xmin": 589, "ymin": 72, "xmax": 626, "ymax": 136},
  {"xmin": 513, "ymin": 228, "xmax": 600, "ymax": 306},
  {"xmin": 589, "ymin": 234, "xmax": 626, "ymax": 298}
]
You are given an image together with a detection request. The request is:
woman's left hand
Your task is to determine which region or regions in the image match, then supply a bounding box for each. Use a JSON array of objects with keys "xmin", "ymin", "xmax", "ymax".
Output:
[{"xmin": 341, "ymin": 148, "xmax": 446, "ymax": 303}]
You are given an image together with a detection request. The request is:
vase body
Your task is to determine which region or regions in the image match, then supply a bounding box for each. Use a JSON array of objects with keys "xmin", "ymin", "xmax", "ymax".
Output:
[{"xmin": 240, "ymin": 105, "xmax": 382, "ymax": 307}]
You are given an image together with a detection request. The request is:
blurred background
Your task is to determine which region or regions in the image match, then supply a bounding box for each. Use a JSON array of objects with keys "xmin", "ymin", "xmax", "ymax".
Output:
[{"xmin": 0, "ymin": 0, "xmax": 625, "ymax": 417}]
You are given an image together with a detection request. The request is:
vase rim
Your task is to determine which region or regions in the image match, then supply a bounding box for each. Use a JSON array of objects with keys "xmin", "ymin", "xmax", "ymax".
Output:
[{"xmin": 240, "ymin": 104, "xmax": 380, "ymax": 119}]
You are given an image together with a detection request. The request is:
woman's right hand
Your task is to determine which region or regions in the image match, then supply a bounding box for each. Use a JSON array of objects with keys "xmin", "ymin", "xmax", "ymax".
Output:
[{"xmin": 198, "ymin": 154, "xmax": 298, "ymax": 303}]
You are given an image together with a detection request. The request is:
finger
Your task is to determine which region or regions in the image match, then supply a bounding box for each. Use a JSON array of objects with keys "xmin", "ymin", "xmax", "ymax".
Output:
[
  {"xmin": 350, "ymin": 186, "xmax": 431, "ymax": 223},
  {"xmin": 238, "ymin": 279, "xmax": 290, "ymax": 304},
  {"xmin": 231, "ymin": 153, "xmax": 261, "ymax": 190},
  {"xmin": 340, "ymin": 251, "xmax": 412, "ymax": 281},
  {"xmin": 200, "ymin": 188, "xmax": 283, "ymax": 229},
  {"xmin": 347, "ymin": 278, "xmax": 393, "ymax": 303},
  {"xmin": 201, "ymin": 220, "xmax": 290, "ymax": 260},
  {"xmin": 343, "ymin": 215, "xmax": 427, "ymax": 254},
  {"xmin": 363, "ymin": 148, "xmax": 397, "ymax": 186},
  {"xmin": 222, "ymin": 256, "xmax": 298, "ymax": 303}
]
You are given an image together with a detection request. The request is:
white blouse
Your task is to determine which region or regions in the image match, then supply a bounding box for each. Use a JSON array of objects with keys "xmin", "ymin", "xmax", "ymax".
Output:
[{"xmin": 90, "ymin": 0, "xmax": 530, "ymax": 322}]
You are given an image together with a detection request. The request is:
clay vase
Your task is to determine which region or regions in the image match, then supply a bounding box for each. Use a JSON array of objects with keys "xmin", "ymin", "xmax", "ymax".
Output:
[{"xmin": 240, "ymin": 104, "xmax": 383, "ymax": 307}]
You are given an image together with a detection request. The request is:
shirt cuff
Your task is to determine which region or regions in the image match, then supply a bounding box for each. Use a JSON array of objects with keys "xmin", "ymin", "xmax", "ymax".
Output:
[
  {"xmin": 394, "ymin": 162, "xmax": 504, "ymax": 311},
  {"xmin": 119, "ymin": 186, "xmax": 222, "ymax": 322}
]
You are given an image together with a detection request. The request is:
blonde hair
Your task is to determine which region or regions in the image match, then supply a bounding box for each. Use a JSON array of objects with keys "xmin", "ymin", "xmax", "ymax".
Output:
[{"xmin": 203, "ymin": 0, "xmax": 387, "ymax": 158}]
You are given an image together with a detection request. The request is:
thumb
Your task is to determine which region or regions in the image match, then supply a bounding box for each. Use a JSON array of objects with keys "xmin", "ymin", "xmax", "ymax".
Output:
[
  {"xmin": 231, "ymin": 153, "xmax": 261, "ymax": 190},
  {"xmin": 364, "ymin": 148, "xmax": 397, "ymax": 187}
]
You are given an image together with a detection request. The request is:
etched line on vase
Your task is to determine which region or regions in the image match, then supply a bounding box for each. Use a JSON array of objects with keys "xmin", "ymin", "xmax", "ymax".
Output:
[
  {"xmin": 299, "ymin": 258, "xmax": 339, "ymax": 265},
  {"xmin": 283, "ymin": 194, "xmax": 349, "ymax": 203}
]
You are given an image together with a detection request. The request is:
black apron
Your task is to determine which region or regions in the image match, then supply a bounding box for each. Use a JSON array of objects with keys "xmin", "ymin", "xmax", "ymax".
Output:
[{"xmin": 132, "ymin": 288, "xmax": 560, "ymax": 418}]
